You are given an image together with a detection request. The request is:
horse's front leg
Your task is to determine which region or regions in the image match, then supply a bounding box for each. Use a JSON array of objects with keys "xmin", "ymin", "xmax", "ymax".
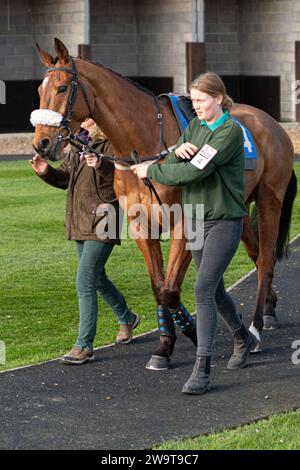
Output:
[
  {"xmin": 161, "ymin": 235, "xmax": 197, "ymax": 346},
  {"xmin": 143, "ymin": 225, "xmax": 197, "ymax": 370},
  {"xmin": 132, "ymin": 236, "xmax": 177, "ymax": 369}
]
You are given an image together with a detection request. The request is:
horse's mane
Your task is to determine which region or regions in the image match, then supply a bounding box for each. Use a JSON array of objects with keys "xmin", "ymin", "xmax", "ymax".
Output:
[
  {"xmin": 50, "ymin": 54, "xmax": 156, "ymax": 97},
  {"xmin": 77, "ymin": 57, "xmax": 156, "ymax": 98}
]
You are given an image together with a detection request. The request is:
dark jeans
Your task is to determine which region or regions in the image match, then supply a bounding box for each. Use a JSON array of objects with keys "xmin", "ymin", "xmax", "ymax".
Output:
[
  {"xmin": 188, "ymin": 218, "xmax": 244, "ymax": 357},
  {"xmin": 75, "ymin": 240, "xmax": 132, "ymax": 351}
]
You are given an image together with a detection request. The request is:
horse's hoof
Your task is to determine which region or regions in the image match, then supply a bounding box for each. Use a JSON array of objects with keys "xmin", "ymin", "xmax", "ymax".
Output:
[
  {"xmin": 250, "ymin": 341, "xmax": 263, "ymax": 353},
  {"xmin": 145, "ymin": 355, "xmax": 170, "ymax": 370},
  {"xmin": 263, "ymin": 315, "xmax": 278, "ymax": 330},
  {"xmin": 249, "ymin": 323, "xmax": 263, "ymax": 353}
]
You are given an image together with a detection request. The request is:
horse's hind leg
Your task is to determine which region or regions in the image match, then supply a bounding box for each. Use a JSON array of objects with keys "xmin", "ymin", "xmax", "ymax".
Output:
[
  {"xmin": 263, "ymin": 289, "xmax": 278, "ymax": 329},
  {"xmin": 242, "ymin": 212, "xmax": 278, "ymax": 331},
  {"xmin": 250, "ymin": 187, "xmax": 282, "ymax": 341},
  {"xmin": 241, "ymin": 213, "xmax": 259, "ymax": 265}
]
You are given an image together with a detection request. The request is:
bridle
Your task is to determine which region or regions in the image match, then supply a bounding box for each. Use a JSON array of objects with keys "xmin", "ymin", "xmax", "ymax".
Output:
[
  {"xmin": 31, "ymin": 57, "xmax": 172, "ymax": 209},
  {"xmin": 30, "ymin": 57, "xmax": 93, "ymax": 149}
]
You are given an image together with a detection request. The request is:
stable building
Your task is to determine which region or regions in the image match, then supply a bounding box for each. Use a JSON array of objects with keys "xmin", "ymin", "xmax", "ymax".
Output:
[{"xmin": 1, "ymin": 0, "xmax": 300, "ymax": 132}]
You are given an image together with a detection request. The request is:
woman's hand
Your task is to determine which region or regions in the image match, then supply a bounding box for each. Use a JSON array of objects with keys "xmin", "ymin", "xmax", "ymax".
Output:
[
  {"xmin": 175, "ymin": 142, "xmax": 198, "ymax": 160},
  {"xmin": 85, "ymin": 153, "xmax": 101, "ymax": 168},
  {"xmin": 30, "ymin": 154, "xmax": 48, "ymax": 175},
  {"xmin": 131, "ymin": 161, "xmax": 155, "ymax": 179}
]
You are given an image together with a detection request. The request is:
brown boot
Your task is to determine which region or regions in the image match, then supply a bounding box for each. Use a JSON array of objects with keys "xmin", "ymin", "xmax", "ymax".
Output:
[
  {"xmin": 59, "ymin": 346, "xmax": 95, "ymax": 365},
  {"xmin": 115, "ymin": 313, "xmax": 140, "ymax": 344}
]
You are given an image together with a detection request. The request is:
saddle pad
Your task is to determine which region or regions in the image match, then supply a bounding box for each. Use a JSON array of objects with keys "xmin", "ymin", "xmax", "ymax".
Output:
[
  {"xmin": 230, "ymin": 116, "xmax": 257, "ymax": 159},
  {"xmin": 160, "ymin": 93, "xmax": 196, "ymax": 133}
]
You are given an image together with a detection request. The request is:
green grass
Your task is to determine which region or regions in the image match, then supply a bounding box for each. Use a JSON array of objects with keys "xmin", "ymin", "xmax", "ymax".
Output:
[
  {"xmin": 0, "ymin": 160, "xmax": 299, "ymax": 372},
  {"xmin": 156, "ymin": 409, "xmax": 300, "ymax": 450}
]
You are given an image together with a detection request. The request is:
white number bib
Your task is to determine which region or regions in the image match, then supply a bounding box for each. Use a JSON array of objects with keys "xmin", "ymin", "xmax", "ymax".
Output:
[{"xmin": 190, "ymin": 144, "xmax": 218, "ymax": 170}]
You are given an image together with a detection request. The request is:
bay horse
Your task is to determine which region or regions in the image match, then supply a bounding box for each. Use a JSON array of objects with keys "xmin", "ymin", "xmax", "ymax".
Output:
[{"xmin": 32, "ymin": 38, "xmax": 297, "ymax": 367}]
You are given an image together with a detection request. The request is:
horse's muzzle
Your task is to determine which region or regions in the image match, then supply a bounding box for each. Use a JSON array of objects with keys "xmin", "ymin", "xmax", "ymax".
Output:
[
  {"xmin": 33, "ymin": 136, "xmax": 63, "ymax": 161},
  {"xmin": 37, "ymin": 137, "xmax": 52, "ymax": 156}
]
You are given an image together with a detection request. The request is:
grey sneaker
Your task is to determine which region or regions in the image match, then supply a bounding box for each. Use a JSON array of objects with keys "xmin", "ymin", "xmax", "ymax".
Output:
[
  {"xmin": 227, "ymin": 325, "xmax": 258, "ymax": 369},
  {"xmin": 59, "ymin": 346, "xmax": 95, "ymax": 365},
  {"xmin": 182, "ymin": 356, "xmax": 211, "ymax": 395},
  {"xmin": 115, "ymin": 313, "xmax": 140, "ymax": 344}
]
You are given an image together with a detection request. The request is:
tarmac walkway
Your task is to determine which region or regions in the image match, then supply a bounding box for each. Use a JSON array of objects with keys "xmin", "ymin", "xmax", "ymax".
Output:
[{"xmin": 0, "ymin": 236, "xmax": 300, "ymax": 450}]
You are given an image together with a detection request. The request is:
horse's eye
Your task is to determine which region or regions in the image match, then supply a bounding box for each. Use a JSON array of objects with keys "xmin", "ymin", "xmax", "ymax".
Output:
[{"xmin": 58, "ymin": 85, "xmax": 68, "ymax": 94}]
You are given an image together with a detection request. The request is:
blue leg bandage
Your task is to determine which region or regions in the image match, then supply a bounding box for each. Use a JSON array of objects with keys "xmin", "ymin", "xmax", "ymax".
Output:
[
  {"xmin": 157, "ymin": 305, "xmax": 176, "ymax": 338},
  {"xmin": 170, "ymin": 303, "xmax": 194, "ymax": 332}
]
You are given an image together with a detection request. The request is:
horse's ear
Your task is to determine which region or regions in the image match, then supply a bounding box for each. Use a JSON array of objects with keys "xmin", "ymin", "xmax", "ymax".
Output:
[
  {"xmin": 36, "ymin": 43, "xmax": 54, "ymax": 67},
  {"xmin": 54, "ymin": 38, "xmax": 70, "ymax": 65}
]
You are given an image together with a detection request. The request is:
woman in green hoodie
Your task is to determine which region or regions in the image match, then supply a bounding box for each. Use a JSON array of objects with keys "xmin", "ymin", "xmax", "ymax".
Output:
[{"xmin": 132, "ymin": 72, "xmax": 257, "ymax": 395}]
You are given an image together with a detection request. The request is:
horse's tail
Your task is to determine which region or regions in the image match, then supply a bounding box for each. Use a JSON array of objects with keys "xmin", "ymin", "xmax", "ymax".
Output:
[{"xmin": 276, "ymin": 170, "xmax": 297, "ymax": 260}]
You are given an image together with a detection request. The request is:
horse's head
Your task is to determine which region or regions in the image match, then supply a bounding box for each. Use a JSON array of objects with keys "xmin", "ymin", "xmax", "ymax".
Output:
[{"xmin": 31, "ymin": 38, "xmax": 93, "ymax": 160}]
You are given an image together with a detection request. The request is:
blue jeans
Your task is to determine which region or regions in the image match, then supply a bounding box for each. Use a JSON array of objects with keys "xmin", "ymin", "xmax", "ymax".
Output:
[{"xmin": 75, "ymin": 240, "xmax": 133, "ymax": 351}]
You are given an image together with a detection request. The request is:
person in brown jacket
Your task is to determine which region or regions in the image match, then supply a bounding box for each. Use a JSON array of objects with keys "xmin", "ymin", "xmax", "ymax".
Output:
[{"xmin": 31, "ymin": 118, "xmax": 140, "ymax": 365}]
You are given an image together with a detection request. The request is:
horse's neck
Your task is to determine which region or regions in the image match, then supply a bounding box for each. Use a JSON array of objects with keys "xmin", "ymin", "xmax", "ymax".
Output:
[{"xmin": 76, "ymin": 59, "xmax": 159, "ymax": 156}]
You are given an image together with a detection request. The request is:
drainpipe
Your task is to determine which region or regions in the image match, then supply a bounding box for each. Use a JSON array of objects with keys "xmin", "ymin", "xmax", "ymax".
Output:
[
  {"xmin": 192, "ymin": 0, "xmax": 197, "ymax": 42},
  {"xmin": 7, "ymin": 0, "xmax": 10, "ymax": 31},
  {"xmin": 187, "ymin": 0, "xmax": 206, "ymax": 89},
  {"xmin": 83, "ymin": 0, "xmax": 90, "ymax": 45},
  {"xmin": 192, "ymin": 0, "xmax": 205, "ymax": 42},
  {"xmin": 197, "ymin": 0, "xmax": 205, "ymax": 42},
  {"xmin": 78, "ymin": 0, "xmax": 91, "ymax": 60}
]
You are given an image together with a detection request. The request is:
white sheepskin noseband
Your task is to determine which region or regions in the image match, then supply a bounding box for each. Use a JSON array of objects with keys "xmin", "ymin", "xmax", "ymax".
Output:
[{"xmin": 30, "ymin": 109, "xmax": 64, "ymax": 127}]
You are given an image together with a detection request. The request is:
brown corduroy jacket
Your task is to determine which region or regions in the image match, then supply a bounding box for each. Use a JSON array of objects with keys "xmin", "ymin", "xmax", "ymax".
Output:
[{"xmin": 39, "ymin": 138, "xmax": 120, "ymax": 244}]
